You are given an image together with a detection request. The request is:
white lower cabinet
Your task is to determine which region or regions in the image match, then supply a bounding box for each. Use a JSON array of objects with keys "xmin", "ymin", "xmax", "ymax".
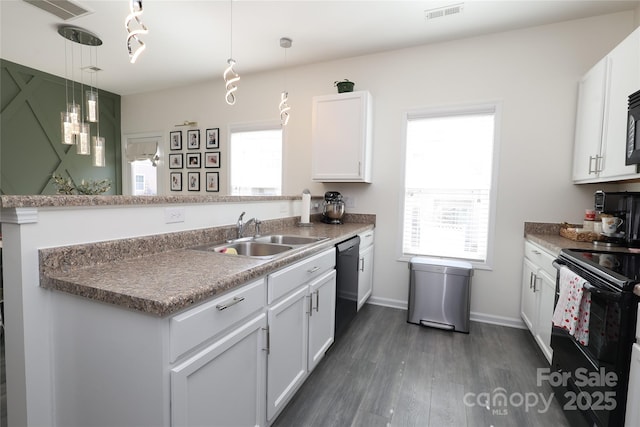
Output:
[
  {"xmin": 357, "ymin": 230, "xmax": 374, "ymax": 311},
  {"xmin": 266, "ymin": 248, "xmax": 337, "ymax": 423},
  {"xmin": 520, "ymin": 240, "xmax": 556, "ymax": 363},
  {"xmin": 267, "ymin": 285, "xmax": 310, "ymax": 422},
  {"xmin": 171, "ymin": 313, "xmax": 267, "ymax": 427},
  {"xmin": 50, "ymin": 248, "xmax": 339, "ymax": 427},
  {"xmin": 625, "ymin": 342, "xmax": 640, "ymax": 426}
]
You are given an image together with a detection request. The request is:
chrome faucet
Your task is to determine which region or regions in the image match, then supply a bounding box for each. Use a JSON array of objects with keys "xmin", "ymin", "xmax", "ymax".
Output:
[{"xmin": 237, "ymin": 212, "xmax": 258, "ymax": 238}]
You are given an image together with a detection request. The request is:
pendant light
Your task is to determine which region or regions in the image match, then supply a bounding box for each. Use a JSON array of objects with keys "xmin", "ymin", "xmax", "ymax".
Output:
[
  {"xmin": 58, "ymin": 25, "xmax": 104, "ymax": 161},
  {"xmin": 279, "ymin": 37, "xmax": 292, "ymax": 126},
  {"xmin": 224, "ymin": 0, "xmax": 240, "ymax": 105},
  {"xmin": 126, "ymin": 0, "xmax": 148, "ymax": 64}
]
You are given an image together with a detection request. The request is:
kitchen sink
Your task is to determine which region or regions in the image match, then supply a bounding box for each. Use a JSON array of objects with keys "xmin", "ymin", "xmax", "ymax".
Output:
[
  {"xmin": 253, "ymin": 235, "xmax": 328, "ymax": 245},
  {"xmin": 191, "ymin": 234, "xmax": 328, "ymax": 259},
  {"xmin": 199, "ymin": 242, "xmax": 294, "ymax": 258}
]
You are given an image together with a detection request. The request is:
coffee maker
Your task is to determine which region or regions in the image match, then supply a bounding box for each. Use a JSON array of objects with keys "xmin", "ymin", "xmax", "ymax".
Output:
[
  {"xmin": 594, "ymin": 190, "xmax": 640, "ymax": 247},
  {"xmin": 322, "ymin": 191, "xmax": 345, "ymax": 224}
]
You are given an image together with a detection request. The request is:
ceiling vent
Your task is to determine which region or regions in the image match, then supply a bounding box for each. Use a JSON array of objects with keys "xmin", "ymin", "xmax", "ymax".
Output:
[
  {"xmin": 425, "ymin": 3, "xmax": 464, "ymax": 20},
  {"xmin": 23, "ymin": 0, "xmax": 91, "ymax": 21}
]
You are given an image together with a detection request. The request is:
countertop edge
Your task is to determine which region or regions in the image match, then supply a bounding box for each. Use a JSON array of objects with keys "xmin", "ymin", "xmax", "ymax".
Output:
[{"xmin": 41, "ymin": 221, "xmax": 375, "ymax": 317}]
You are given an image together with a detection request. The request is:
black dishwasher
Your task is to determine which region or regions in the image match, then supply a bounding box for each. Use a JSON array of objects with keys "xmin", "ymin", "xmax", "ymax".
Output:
[{"xmin": 335, "ymin": 236, "xmax": 360, "ymax": 339}]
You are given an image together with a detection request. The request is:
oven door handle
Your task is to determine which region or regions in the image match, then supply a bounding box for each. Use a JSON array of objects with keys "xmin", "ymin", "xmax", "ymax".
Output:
[
  {"xmin": 583, "ymin": 282, "xmax": 622, "ymax": 301},
  {"xmin": 552, "ymin": 260, "xmax": 565, "ymax": 270}
]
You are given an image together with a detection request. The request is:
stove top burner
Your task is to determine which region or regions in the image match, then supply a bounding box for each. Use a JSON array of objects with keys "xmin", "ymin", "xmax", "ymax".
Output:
[{"xmin": 559, "ymin": 248, "xmax": 640, "ymax": 287}]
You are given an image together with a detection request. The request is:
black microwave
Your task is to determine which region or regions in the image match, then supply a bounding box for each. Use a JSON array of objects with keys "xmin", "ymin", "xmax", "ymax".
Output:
[{"xmin": 625, "ymin": 89, "xmax": 640, "ymax": 165}]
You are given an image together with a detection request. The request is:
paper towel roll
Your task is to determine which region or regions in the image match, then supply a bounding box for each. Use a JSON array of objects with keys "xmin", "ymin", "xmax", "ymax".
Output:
[{"xmin": 301, "ymin": 191, "xmax": 311, "ymax": 224}]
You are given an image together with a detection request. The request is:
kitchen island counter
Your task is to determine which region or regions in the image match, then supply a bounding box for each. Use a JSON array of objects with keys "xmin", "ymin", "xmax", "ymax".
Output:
[{"xmin": 40, "ymin": 219, "xmax": 374, "ymax": 317}]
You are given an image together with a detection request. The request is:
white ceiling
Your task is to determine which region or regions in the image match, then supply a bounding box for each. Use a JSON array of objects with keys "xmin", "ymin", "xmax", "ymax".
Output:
[{"xmin": 1, "ymin": 0, "xmax": 638, "ymax": 96}]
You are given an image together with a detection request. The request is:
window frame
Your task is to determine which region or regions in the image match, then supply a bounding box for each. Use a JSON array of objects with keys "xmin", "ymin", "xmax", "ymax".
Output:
[
  {"xmin": 228, "ymin": 121, "xmax": 283, "ymax": 196},
  {"xmin": 397, "ymin": 102, "xmax": 501, "ymax": 270}
]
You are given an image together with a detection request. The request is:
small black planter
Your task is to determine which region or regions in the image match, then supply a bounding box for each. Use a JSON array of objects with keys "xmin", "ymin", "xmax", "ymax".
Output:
[{"xmin": 334, "ymin": 80, "xmax": 355, "ymax": 93}]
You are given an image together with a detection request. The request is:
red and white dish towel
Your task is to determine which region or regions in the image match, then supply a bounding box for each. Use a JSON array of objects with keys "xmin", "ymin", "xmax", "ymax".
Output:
[{"xmin": 552, "ymin": 266, "xmax": 592, "ymax": 346}]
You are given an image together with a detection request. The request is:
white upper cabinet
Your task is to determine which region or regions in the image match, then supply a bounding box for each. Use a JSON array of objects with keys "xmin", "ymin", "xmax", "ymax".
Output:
[
  {"xmin": 573, "ymin": 27, "xmax": 640, "ymax": 183},
  {"xmin": 312, "ymin": 91, "xmax": 373, "ymax": 182}
]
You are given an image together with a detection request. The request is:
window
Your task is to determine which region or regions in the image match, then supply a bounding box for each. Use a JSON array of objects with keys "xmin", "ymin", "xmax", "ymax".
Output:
[
  {"xmin": 401, "ymin": 104, "xmax": 499, "ymax": 265},
  {"xmin": 229, "ymin": 126, "xmax": 282, "ymax": 196},
  {"xmin": 123, "ymin": 133, "xmax": 161, "ymax": 196}
]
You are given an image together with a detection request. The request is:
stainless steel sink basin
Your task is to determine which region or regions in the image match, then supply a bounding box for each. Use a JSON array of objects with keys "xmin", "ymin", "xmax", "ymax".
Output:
[
  {"xmin": 193, "ymin": 241, "xmax": 293, "ymax": 259},
  {"xmin": 253, "ymin": 235, "xmax": 327, "ymax": 245},
  {"xmin": 192, "ymin": 234, "xmax": 327, "ymax": 259}
]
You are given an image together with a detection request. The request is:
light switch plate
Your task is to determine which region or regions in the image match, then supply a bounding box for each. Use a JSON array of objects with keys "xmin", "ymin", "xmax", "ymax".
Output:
[{"xmin": 165, "ymin": 207, "xmax": 185, "ymax": 223}]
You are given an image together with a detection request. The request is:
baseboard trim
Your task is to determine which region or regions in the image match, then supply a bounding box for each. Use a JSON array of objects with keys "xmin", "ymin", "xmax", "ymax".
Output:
[
  {"xmin": 365, "ymin": 297, "xmax": 526, "ymax": 330},
  {"xmin": 366, "ymin": 296, "xmax": 407, "ymax": 310},
  {"xmin": 470, "ymin": 312, "xmax": 526, "ymax": 329}
]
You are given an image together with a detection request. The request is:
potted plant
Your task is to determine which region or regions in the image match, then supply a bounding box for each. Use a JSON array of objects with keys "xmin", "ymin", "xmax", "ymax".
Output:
[{"xmin": 334, "ymin": 79, "xmax": 355, "ymax": 93}]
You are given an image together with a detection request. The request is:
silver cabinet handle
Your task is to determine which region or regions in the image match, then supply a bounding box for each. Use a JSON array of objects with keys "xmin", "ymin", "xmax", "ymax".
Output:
[
  {"xmin": 532, "ymin": 250, "xmax": 541, "ymax": 255},
  {"xmin": 315, "ymin": 290, "xmax": 320, "ymax": 312},
  {"xmin": 308, "ymin": 295, "xmax": 313, "ymax": 317},
  {"xmin": 308, "ymin": 266, "xmax": 320, "ymax": 273},
  {"xmin": 360, "ymin": 257, "xmax": 365, "ymax": 272},
  {"xmin": 215, "ymin": 296, "xmax": 245, "ymax": 311},
  {"xmin": 589, "ymin": 156, "xmax": 596, "ymax": 174}
]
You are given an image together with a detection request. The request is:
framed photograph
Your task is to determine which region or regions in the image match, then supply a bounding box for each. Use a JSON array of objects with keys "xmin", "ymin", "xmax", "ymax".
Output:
[
  {"xmin": 206, "ymin": 128, "xmax": 219, "ymax": 149},
  {"xmin": 187, "ymin": 129, "xmax": 200, "ymax": 150},
  {"xmin": 186, "ymin": 152, "xmax": 201, "ymax": 168},
  {"xmin": 168, "ymin": 153, "xmax": 183, "ymax": 169},
  {"xmin": 206, "ymin": 172, "xmax": 219, "ymax": 192},
  {"xmin": 170, "ymin": 131, "xmax": 182, "ymax": 150},
  {"xmin": 205, "ymin": 151, "xmax": 221, "ymax": 168},
  {"xmin": 188, "ymin": 172, "xmax": 200, "ymax": 191},
  {"xmin": 170, "ymin": 172, "xmax": 182, "ymax": 191}
]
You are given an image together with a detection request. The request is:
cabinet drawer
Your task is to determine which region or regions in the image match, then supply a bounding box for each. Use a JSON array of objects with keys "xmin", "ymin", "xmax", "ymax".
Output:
[
  {"xmin": 358, "ymin": 229, "xmax": 375, "ymax": 250},
  {"xmin": 524, "ymin": 241, "xmax": 557, "ymax": 277},
  {"xmin": 170, "ymin": 278, "xmax": 266, "ymax": 362},
  {"xmin": 268, "ymin": 247, "xmax": 336, "ymax": 304}
]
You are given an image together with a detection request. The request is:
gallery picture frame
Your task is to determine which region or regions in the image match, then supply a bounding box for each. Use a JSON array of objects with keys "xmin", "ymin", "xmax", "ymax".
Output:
[
  {"xmin": 206, "ymin": 128, "xmax": 220, "ymax": 149},
  {"xmin": 205, "ymin": 151, "xmax": 221, "ymax": 168},
  {"xmin": 169, "ymin": 153, "xmax": 183, "ymax": 169},
  {"xmin": 186, "ymin": 152, "xmax": 201, "ymax": 168},
  {"xmin": 170, "ymin": 131, "xmax": 182, "ymax": 150},
  {"xmin": 187, "ymin": 129, "xmax": 200, "ymax": 150},
  {"xmin": 170, "ymin": 172, "xmax": 182, "ymax": 191},
  {"xmin": 206, "ymin": 172, "xmax": 219, "ymax": 192},
  {"xmin": 188, "ymin": 172, "xmax": 200, "ymax": 191}
]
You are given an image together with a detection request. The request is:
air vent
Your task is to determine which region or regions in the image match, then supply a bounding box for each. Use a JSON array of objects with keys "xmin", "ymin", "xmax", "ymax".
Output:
[
  {"xmin": 425, "ymin": 3, "xmax": 464, "ymax": 20},
  {"xmin": 23, "ymin": 0, "xmax": 91, "ymax": 20}
]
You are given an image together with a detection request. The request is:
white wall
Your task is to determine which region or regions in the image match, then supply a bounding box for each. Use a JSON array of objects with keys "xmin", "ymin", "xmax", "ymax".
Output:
[{"xmin": 122, "ymin": 12, "xmax": 636, "ymax": 325}]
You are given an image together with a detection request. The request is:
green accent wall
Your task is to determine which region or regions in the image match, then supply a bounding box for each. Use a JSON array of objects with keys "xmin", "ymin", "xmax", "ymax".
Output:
[{"xmin": 0, "ymin": 59, "xmax": 121, "ymax": 195}]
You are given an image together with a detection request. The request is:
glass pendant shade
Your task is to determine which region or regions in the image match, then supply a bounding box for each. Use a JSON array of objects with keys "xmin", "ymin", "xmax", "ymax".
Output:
[
  {"xmin": 61, "ymin": 112, "xmax": 75, "ymax": 145},
  {"xmin": 92, "ymin": 136, "xmax": 106, "ymax": 167},
  {"xmin": 85, "ymin": 90, "xmax": 99, "ymax": 122},
  {"xmin": 76, "ymin": 123, "xmax": 91, "ymax": 155}
]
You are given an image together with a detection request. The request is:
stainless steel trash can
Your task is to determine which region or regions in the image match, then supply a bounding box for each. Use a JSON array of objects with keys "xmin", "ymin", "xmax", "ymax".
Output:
[{"xmin": 407, "ymin": 257, "xmax": 473, "ymax": 333}]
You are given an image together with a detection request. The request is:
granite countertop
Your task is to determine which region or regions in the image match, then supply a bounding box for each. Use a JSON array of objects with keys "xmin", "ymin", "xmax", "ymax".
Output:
[
  {"xmin": 524, "ymin": 222, "xmax": 634, "ymax": 256},
  {"xmin": 40, "ymin": 218, "xmax": 374, "ymax": 317}
]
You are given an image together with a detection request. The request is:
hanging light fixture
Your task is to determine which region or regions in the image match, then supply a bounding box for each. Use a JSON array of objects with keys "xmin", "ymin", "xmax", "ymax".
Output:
[
  {"xmin": 125, "ymin": 0, "xmax": 148, "ymax": 64},
  {"xmin": 279, "ymin": 37, "xmax": 292, "ymax": 126},
  {"xmin": 58, "ymin": 25, "xmax": 104, "ymax": 160},
  {"xmin": 224, "ymin": 0, "xmax": 240, "ymax": 105}
]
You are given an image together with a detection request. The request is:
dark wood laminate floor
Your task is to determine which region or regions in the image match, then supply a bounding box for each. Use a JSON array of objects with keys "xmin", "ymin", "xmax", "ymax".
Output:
[{"xmin": 273, "ymin": 304, "xmax": 570, "ymax": 427}]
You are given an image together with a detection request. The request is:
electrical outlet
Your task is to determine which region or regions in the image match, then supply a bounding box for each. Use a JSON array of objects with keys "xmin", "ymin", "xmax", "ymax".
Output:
[
  {"xmin": 343, "ymin": 196, "xmax": 356, "ymax": 209},
  {"xmin": 164, "ymin": 207, "xmax": 185, "ymax": 223}
]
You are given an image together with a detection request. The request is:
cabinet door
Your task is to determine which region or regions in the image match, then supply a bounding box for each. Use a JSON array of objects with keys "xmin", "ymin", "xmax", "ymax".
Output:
[
  {"xmin": 625, "ymin": 343, "xmax": 640, "ymax": 427},
  {"xmin": 573, "ymin": 58, "xmax": 607, "ymax": 182},
  {"xmin": 601, "ymin": 28, "xmax": 640, "ymax": 180},
  {"xmin": 171, "ymin": 313, "xmax": 267, "ymax": 427},
  {"xmin": 308, "ymin": 270, "xmax": 336, "ymax": 371},
  {"xmin": 535, "ymin": 270, "xmax": 555, "ymax": 364},
  {"xmin": 311, "ymin": 91, "xmax": 372, "ymax": 182},
  {"xmin": 266, "ymin": 285, "xmax": 309, "ymax": 422},
  {"xmin": 357, "ymin": 244, "xmax": 374, "ymax": 311},
  {"xmin": 521, "ymin": 258, "xmax": 538, "ymax": 333}
]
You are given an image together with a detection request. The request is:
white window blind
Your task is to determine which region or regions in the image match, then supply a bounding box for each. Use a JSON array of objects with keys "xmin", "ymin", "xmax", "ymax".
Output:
[
  {"xmin": 230, "ymin": 127, "xmax": 282, "ymax": 196},
  {"xmin": 402, "ymin": 107, "xmax": 497, "ymax": 262}
]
